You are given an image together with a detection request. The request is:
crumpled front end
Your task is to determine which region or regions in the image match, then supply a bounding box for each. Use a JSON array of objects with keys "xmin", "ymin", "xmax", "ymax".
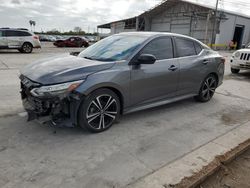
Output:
[{"xmin": 20, "ymin": 75, "xmax": 79, "ymax": 126}]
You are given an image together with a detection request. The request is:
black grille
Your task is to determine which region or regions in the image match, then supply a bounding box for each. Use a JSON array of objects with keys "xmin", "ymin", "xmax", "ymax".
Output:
[{"xmin": 240, "ymin": 53, "xmax": 250, "ymax": 61}]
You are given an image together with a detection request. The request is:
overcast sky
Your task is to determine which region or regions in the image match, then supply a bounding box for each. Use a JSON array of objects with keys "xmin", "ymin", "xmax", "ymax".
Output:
[{"xmin": 0, "ymin": 0, "xmax": 249, "ymax": 33}]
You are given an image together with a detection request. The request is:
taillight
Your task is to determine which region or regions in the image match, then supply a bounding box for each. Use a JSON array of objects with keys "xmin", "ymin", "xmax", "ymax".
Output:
[
  {"xmin": 221, "ymin": 57, "xmax": 226, "ymax": 64},
  {"xmin": 33, "ymin": 35, "xmax": 39, "ymax": 40}
]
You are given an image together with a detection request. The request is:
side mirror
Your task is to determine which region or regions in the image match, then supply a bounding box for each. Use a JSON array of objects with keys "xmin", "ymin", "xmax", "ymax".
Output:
[
  {"xmin": 137, "ymin": 54, "xmax": 156, "ymax": 65},
  {"xmin": 242, "ymin": 44, "xmax": 246, "ymax": 49}
]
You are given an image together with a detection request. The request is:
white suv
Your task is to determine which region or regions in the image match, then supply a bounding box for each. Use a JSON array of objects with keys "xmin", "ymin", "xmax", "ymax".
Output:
[
  {"xmin": 0, "ymin": 28, "xmax": 41, "ymax": 53},
  {"xmin": 230, "ymin": 43, "xmax": 250, "ymax": 73}
]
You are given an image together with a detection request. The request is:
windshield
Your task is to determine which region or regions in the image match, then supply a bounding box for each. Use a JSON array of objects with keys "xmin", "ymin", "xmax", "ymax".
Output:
[
  {"xmin": 247, "ymin": 43, "xmax": 250, "ymax": 48},
  {"xmin": 79, "ymin": 35, "xmax": 148, "ymax": 61}
]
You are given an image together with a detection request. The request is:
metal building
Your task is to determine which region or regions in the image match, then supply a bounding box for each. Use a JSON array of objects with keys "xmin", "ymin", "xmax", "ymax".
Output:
[{"xmin": 98, "ymin": 0, "xmax": 250, "ymax": 49}]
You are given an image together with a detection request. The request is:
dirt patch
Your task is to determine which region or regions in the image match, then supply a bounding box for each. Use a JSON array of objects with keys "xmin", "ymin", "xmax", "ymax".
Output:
[
  {"xmin": 197, "ymin": 148, "xmax": 250, "ymax": 188},
  {"xmin": 221, "ymin": 110, "xmax": 250, "ymax": 126},
  {"xmin": 165, "ymin": 139, "xmax": 250, "ymax": 188},
  {"xmin": 224, "ymin": 72, "xmax": 250, "ymax": 82}
]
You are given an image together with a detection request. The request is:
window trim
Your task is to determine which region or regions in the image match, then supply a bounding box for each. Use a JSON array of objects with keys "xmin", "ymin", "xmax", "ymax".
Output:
[{"xmin": 173, "ymin": 37, "xmax": 202, "ymax": 58}]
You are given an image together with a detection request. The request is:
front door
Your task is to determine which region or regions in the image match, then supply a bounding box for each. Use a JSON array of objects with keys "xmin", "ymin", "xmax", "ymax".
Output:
[{"xmin": 130, "ymin": 37, "xmax": 179, "ymax": 107}]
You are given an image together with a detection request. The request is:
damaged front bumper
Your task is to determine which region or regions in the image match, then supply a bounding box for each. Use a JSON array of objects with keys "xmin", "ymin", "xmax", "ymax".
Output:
[{"xmin": 20, "ymin": 77, "xmax": 82, "ymax": 127}]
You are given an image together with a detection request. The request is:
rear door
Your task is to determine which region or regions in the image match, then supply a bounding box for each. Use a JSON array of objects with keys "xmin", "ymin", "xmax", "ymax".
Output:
[
  {"xmin": 174, "ymin": 37, "xmax": 208, "ymax": 95},
  {"xmin": 0, "ymin": 30, "xmax": 8, "ymax": 48},
  {"xmin": 5, "ymin": 30, "xmax": 23, "ymax": 48},
  {"xmin": 130, "ymin": 36, "xmax": 180, "ymax": 107}
]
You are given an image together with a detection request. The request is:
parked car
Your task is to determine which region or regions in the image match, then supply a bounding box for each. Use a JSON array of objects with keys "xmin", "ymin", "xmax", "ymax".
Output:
[
  {"xmin": 53, "ymin": 37, "xmax": 89, "ymax": 47},
  {"xmin": 230, "ymin": 43, "xmax": 250, "ymax": 73},
  {"xmin": 0, "ymin": 28, "xmax": 41, "ymax": 53},
  {"xmin": 47, "ymin": 35, "xmax": 56, "ymax": 42},
  {"xmin": 39, "ymin": 35, "xmax": 50, "ymax": 42},
  {"xmin": 20, "ymin": 32, "xmax": 225, "ymax": 133},
  {"xmin": 85, "ymin": 36, "xmax": 97, "ymax": 43}
]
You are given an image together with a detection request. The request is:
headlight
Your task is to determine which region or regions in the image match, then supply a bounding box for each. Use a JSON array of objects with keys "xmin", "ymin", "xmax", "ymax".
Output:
[
  {"xmin": 234, "ymin": 52, "xmax": 240, "ymax": 58},
  {"xmin": 30, "ymin": 80, "xmax": 84, "ymax": 97}
]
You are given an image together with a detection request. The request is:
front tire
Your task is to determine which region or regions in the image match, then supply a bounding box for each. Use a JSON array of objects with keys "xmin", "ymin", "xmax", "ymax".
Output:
[
  {"xmin": 231, "ymin": 68, "xmax": 240, "ymax": 74},
  {"xmin": 195, "ymin": 74, "xmax": 217, "ymax": 102},
  {"xmin": 78, "ymin": 89, "xmax": 120, "ymax": 133},
  {"xmin": 21, "ymin": 43, "xmax": 33, "ymax": 53}
]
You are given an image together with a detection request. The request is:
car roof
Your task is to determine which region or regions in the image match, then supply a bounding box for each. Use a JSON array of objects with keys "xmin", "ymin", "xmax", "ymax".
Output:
[
  {"xmin": 0, "ymin": 28, "xmax": 30, "ymax": 32},
  {"xmin": 117, "ymin": 31, "xmax": 191, "ymax": 38},
  {"xmin": 116, "ymin": 32, "xmax": 209, "ymax": 48}
]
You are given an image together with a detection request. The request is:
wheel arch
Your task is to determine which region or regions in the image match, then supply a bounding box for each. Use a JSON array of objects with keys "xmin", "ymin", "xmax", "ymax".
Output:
[
  {"xmin": 22, "ymin": 41, "xmax": 33, "ymax": 47},
  {"xmin": 76, "ymin": 86, "xmax": 125, "ymax": 119},
  {"xmin": 209, "ymin": 72, "xmax": 219, "ymax": 85}
]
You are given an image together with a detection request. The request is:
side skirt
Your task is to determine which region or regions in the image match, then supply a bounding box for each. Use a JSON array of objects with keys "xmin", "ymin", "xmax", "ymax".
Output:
[{"xmin": 123, "ymin": 94, "xmax": 197, "ymax": 114}]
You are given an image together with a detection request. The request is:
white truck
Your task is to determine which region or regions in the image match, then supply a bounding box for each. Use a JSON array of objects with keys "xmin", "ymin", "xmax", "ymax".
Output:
[{"xmin": 230, "ymin": 43, "xmax": 250, "ymax": 73}]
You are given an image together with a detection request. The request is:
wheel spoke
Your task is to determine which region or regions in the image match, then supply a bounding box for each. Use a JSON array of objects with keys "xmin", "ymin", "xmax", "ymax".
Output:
[
  {"xmin": 88, "ymin": 113, "xmax": 101, "ymax": 124},
  {"xmin": 205, "ymin": 80, "xmax": 209, "ymax": 88},
  {"xmin": 202, "ymin": 88, "xmax": 208, "ymax": 96},
  {"xmin": 102, "ymin": 115, "xmax": 105, "ymax": 129},
  {"xmin": 209, "ymin": 79, "xmax": 216, "ymax": 87},
  {"xmin": 104, "ymin": 112, "xmax": 116, "ymax": 120},
  {"xmin": 92, "ymin": 100, "xmax": 101, "ymax": 110},
  {"xmin": 104, "ymin": 98, "xmax": 116, "ymax": 111},
  {"xmin": 209, "ymin": 87, "xmax": 216, "ymax": 93},
  {"xmin": 97, "ymin": 115, "xmax": 103, "ymax": 129},
  {"xmin": 96, "ymin": 96, "xmax": 103, "ymax": 109},
  {"xmin": 103, "ymin": 96, "xmax": 112, "ymax": 110},
  {"xmin": 87, "ymin": 112, "xmax": 100, "ymax": 119},
  {"xmin": 206, "ymin": 89, "xmax": 211, "ymax": 99}
]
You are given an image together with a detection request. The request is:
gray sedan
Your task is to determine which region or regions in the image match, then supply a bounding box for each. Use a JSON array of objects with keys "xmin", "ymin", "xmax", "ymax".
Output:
[{"xmin": 20, "ymin": 32, "xmax": 225, "ymax": 133}]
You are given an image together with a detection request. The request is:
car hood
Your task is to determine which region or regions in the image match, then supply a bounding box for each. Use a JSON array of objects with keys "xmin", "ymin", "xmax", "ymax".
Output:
[
  {"xmin": 236, "ymin": 49, "xmax": 250, "ymax": 53},
  {"xmin": 20, "ymin": 54, "xmax": 115, "ymax": 85}
]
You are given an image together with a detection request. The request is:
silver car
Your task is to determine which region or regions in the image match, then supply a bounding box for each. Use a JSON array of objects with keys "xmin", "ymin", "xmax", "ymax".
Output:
[
  {"xmin": 20, "ymin": 32, "xmax": 225, "ymax": 133},
  {"xmin": 0, "ymin": 28, "xmax": 41, "ymax": 53}
]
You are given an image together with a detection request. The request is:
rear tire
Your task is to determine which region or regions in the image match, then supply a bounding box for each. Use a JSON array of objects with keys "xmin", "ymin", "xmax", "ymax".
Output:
[
  {"xmin": 231, "ymin": 68, "xmax": 240, "ymax": 74},
  {"xmin": 195, "ymin": 74, "xmax": 218, "ymax": 102},
  {"xmin": 21, "ymin": 43, "xmax": 33, "ymax": 53},
  {"xmin": 78, "ymin": 89, "xmax": 120, "ymax": 133}
]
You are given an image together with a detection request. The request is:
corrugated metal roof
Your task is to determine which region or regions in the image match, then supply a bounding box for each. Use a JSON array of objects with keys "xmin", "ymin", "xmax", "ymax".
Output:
[{"xmin": 98, "ymin": 0, "xmax": 250, "ymax": 29}]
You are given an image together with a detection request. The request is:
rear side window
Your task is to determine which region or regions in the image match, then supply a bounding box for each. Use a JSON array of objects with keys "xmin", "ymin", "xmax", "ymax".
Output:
[
  {"xmin": 18, "ymin": 31, "xmax": 32, "ymax": 36},
  {"xmin": 5, "ymin": 30, "xmax": 31, "ymax": 37},
  {"xmin": 140, "ymin": 37, "xmax": 173, "ymax": 60},
  {"xmin": 175, "ymin": 38, "xmax": 196, "ymax": 57},
  {"xmin": 194, "ymin": 42, "xmax": 203, "ymax": 54},
  {"xmin": 0, "ymin": 31, "xmax": 3, "ymax": 37}
]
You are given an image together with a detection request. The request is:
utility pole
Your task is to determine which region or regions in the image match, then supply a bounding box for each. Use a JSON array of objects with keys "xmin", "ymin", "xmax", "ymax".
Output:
[{"xmin": 211, "ymin": 0, "xmax": 220, "ymax": 48}]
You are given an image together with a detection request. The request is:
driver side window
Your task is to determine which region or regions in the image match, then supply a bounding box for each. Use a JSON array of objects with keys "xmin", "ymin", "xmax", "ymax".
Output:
[{"xmin": 140, "ymin": 37, "xmax": 173, "ymax": 60}]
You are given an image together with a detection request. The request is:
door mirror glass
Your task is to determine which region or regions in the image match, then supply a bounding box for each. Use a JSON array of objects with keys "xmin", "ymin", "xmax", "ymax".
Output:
[{"xmin": 137, "ymin": 54, "xmax": 156, "ymax": 65}]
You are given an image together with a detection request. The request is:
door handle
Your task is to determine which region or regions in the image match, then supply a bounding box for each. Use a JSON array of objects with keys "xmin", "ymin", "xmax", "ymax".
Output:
[
  {"xmin": 168, "ymin": 65, "xmax": 178, "ymax": 71},
  {"xmin": 203, "ymin": 59, "xmax": 209, "ymax": 65}
]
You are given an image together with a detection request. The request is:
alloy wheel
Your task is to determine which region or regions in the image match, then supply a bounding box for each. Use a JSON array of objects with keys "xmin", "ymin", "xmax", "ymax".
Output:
[
  {"xmin": 22, "ymin": 43, "xmax": 32, "ymax": 53},
  {"xmin": 86, "ymin": 94, "xmax": 118, "ymax": 130},
  {"xmin": 201, "ymin": 76, "xmax": 217, "ymax": 100}
]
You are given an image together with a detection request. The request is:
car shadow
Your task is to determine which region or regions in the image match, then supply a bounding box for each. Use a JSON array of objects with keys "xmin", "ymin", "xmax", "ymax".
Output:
[
  {"xmin": 17, "ymin": 97, "xmax": 196, "ymax": 137},
  {"xmin": 225, "ymin": 71, "xmax": 250, "ymax": 82},
  {"xmin": 120, "ymin": 97, "xmax": 196, "ymax": 121}
]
